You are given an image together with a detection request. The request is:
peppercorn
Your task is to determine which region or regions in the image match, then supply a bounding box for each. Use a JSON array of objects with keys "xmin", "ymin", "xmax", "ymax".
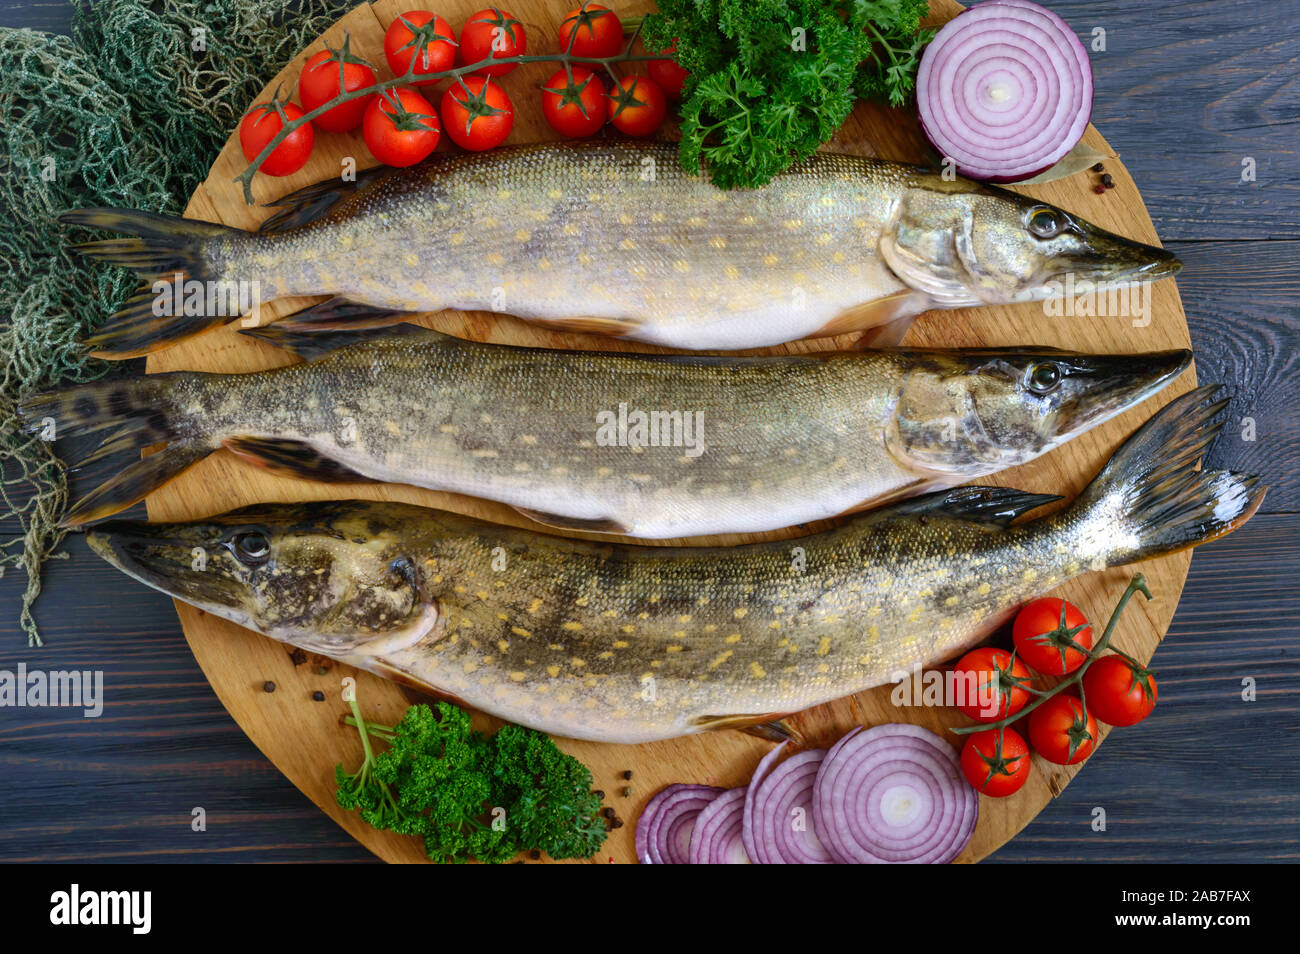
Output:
[
  {"xmin": 1091, "ymin": 163, "xmax": 1105, "ymax": 173},
  {"xmin": 312, "ymin": 690, "xmax": 325, "ymax": 702},
  {"xmin": 621, "ymin": 786, "xmax": 633, "ymax": 798},
  {"xmin": 529, "ymin": 849, "xmax": 541, "ymax": 860},
  {"xmin": 1094, "ymin": 184, "xmax": 1106, "ymax": 194},
  {"xmin": 611, "ymin": 818, "xmax": 624, "ymax": 829},
  {"xmin": 603, "ymin": 806, "xmax": 616, "ymax": 818},
  {"xmin": 1101, "ymin": 173, "xmax": 1114, "ymax": 188},
  {"xmin": 315, "ymin": 665, "xmax": 329, "ymax": 676},
  {"xmin": 622, "ymin": 770, "xmax": 633, "ymax": 780},
  {"xmin": 594, "ymin": 790, "xmax": 605, "ymax": 799},
  {"xmin": 262, "ymin": 681, "xmax": 275, "ymax": 693},
  {"xmin": 288, "ymin": 648, "xmax": 307, "ymax": 666}
]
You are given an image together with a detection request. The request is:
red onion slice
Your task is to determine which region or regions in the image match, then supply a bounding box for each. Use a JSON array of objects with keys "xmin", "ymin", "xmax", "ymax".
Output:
[
  {"xmin": 917, "ymin": 0, "xmax": 1093, "ymax": 182},
  {"xmin": 636, "ymin": 784, "xmax": 725, "ymax": 864},
  {"xmin": 742, "ymin": 744, "xmax": 834, "ymax": 864},
  {"xmin": 813, "ymin": 723, "xmax": 978, "ymax": 864},
  {"xmin": 688, "ymin": 786, "xmax": 750, "ymax": 864}
]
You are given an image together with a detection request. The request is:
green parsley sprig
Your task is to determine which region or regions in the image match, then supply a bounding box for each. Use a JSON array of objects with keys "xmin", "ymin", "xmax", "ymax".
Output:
[{"xmin": 642, "ymin": 0, "xmax": 934, "ymax": 188}]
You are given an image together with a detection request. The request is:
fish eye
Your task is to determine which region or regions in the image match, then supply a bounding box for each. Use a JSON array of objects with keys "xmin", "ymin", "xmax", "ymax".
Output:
[
  {"xmin": 1027, "ymin": 207, "xmax": 1065, "ymax": 239},
  {"xmin": 1026, "ymin": 362, "xmax": 1063, "ymax": 394},
  {"xmin": 229, "ymin": 531, "xmax": 271, "ymax": 565}
]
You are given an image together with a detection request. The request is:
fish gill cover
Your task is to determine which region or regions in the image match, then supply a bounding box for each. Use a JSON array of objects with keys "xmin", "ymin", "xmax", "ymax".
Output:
[{"xmin": 0, "ymin": 0, "xmax": 355, "ymax": 644}]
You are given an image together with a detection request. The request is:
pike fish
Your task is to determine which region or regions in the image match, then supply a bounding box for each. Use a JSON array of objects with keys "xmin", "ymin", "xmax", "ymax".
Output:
[
  {"xmin": 23, "ymin": 325, "xmax": 1189, "ymax": 531},
  {"xmin": 85, "ymin": 387, "xmax": 1262, "ymax": 744},
  {"xmin": 63, "ymin": 141, "xmax": 1180, "ymax": 358}
]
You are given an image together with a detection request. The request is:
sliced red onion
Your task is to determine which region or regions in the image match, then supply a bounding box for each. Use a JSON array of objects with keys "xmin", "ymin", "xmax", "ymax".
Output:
[
  {"xmin": 742, "ymin": 744, "xmax": 834, "ymax": 864},
  {"xmin": 917, "ymin": 0, "xmax": 1094, "ymax": 182},
  {"xmin": 688, "ymin": 786, "xmax": 750, "ymax": 864},
  {"xmin": 813, "ymin": 723, "xmax": 977, "ymax": 864},
  {"xmin": 636, "ymin": 784, "xmax": 725, "ymax": 864}
]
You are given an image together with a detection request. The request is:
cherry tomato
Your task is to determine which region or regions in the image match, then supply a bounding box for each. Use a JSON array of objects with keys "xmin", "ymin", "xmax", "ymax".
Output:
[
  {"xmin": 952, "ymin": 647, "xmax": 1033, "ymax": 723},
  {"xmin": 607, "ymin": 75, "xmax": 666, "ymax": 138},
  {"xmin": 558, "ymin": 3, "xmax": 623, "ymax": 58},
  {"xmin": 648, "ymin": 43, "xmax": 689, "ymax": 99},
  {"xmin": 1028, "ymin": 694, "xmax": 1097, "ymax": 765},
  {"xmin": 239, "ymin": 100, "xmax": 315, "ymax": 177},
  {"xmin": 363, "ymin": 88, "xmax": 441, "ymax": 167},
  {"xmin": 298, "ymin": 44, "xmax": 377, "ymax": 133},
  {"xmin": 459, "ymin": 8, "xmax": 526, "ymax": 77},
  {"xmin": 1013, "ymin": 597, "xmax": 1094, "ymax": 676},
  {"xmin": 541, "ymin": 67, "xmax": 608, "ymax": 138},
  {"xmin": 441, "ymin": 77, "xmax": 514, "ymax": 151},
  {"xmin": 384, "ymin": 11, "xmax": 458, "ymax": 83},
  {"xmin": 1083, "ymin": 654, "xmax": 1158, "ymax": 726},
  {"xmin": 961, "ymin": 727, "xmax": 1031, "ymax": 797}
]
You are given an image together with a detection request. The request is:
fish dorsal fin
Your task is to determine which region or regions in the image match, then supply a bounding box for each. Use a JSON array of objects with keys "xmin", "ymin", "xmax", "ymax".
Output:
[
  {"xmin": 222, "ymin": 437, "xmax": 376, "ymax": 483},
  {"xmin": 241, "ymin": 316, "xmax": 436, "ymax": 361},
  {"xmin": 889, "ymin": 486, "xmax": 1063, "ymax": 528},
  {"xmin": 258, "ymin": 166, "xmax": 392, "ymax": 233},
  {"xmin": 513, "ymin": 507, "xmax": 629, "ymax": 535}
]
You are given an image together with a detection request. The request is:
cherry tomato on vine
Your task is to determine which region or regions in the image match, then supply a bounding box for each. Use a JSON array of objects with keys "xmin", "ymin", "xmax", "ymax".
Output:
[
  {"xmin": 459, "ymin": 8, "xmax": 526, "ymax": 77},
  {"xmin": 607, "ymin": 75, "xmax": 666, "ymax": 137},
  {"xmin": 363, "ymin": 88, "xmax": 441, "ymax": 167},
  {"xmin": 239, "ymin": 100, "xmax": 315, "ymax": 176},
  {"xmin": 952, "ymin": 647, "xmax": 1032, "ymax": 723},
  {"xmin": 961, "ymin": 727, "xmax": 1031, "ymax": 797},
  {"xmin": 298, "ymin": 41, "xmax": 378, "ymax": 133},
  {"xmin": 441, "ymin": 77, "xmax": 514, "ymax": 151},
  {"xmin": 541, "ymin": 67, "xmax": 607, "ymax": 138},
  {"xmin": 384, "ymin": 11, "xmax": 458, "ymax": 83},
  {"xmin": 1028, "ymin": 694, "xmax": 1097, "ymax": 765},
  {"xmin": 1083, "ymin": 654, "xmax": 1158, "ymax": 726},
  {"xmin": 558, "ymin": 3, "xmax": 623, "ymax": 58},
  {"xmin": 648, "ymin": 43, "xmax": 689, "ymax": 99},
  {"xmin": 1013, "ymin": 597, "xmax": 1094, "ymax": 676}
]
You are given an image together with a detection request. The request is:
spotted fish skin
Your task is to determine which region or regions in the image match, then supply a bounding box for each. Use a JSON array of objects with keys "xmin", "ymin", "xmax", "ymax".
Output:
[
  {"xmin": 23, "ymin": 329, "xmax": 1190, "ymax": 531},
  {"xmin": 67, "ymin": 141, "xmax": 1181, "ymax": 357},
  {"xmin": 85, "ymin": 389, "xmax": 1263, "ymax": 743}
]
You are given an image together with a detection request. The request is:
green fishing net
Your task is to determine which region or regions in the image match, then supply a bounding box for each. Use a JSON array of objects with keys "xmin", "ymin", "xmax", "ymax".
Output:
[{"xmin": 0, "ymin": 0, "xmax": 353, "ymax": 644}]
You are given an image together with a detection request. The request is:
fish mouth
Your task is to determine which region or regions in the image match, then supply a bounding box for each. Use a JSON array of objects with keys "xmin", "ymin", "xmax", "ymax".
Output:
[
  {"xmin": 1055, "ymin": 348, "xmax": 1193, "ymax": 437},
  {"xmin": 1058, "ymin": 231, "xmax": 1182, "ymax": 286},
  {"xmin": 85, "ymin": 520, "xmax": 253, "ymax": 622}
]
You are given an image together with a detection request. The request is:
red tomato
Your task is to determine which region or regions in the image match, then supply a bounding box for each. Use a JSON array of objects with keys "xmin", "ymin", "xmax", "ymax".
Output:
[
  {"xmin": 952, "ymin": 647, "xmax": 1032, "ymax": 722},
  {"xmin": 558, "ymin": 3, "xmax": 623, "ymax": 58},
  {"xmin": 298, "ymin": 42, "xmax": 378, "ymax": 133},
  {"xmin": 363, "ymin": 88, "xmax": 441, "ymax": 167},
  {"xmin": 1083, "ymin": 654, "xmax": 1158, "ymax": 726},
  {"xmin": 607, "ymin": 75, "xmax": 666, "ymax": 137},
  {"xmin": 441, "ymin": 77, "xmax": 514, "ymax": 151},
  {"xmin": 459, "ymin": 8, "xmax": 526, "ymax": 77},
  {"xmin": 1028, "ymin": 695, "xmax": 1097, "ymax": 765},
  {"xmin": 961, "ymin": 728, "xmax": 1031, "ymax": 797},
  {"xmin": 648, "ymin": 44, "xmax": 688, "ymax": 99},
  {"xmin": 541, "ymin": 67, "xmax": 608, "ymax": 138},
  {"xmin": 239, "ymin": 100, "xmax": 314, "ymax": 177},
  {"xmin": 1013, "ymin": 597, "xmax": 1094, "ymax": 675},
  {"xmin": 384, "ymin": 11, "xmax": 457, "ymax": 83}
]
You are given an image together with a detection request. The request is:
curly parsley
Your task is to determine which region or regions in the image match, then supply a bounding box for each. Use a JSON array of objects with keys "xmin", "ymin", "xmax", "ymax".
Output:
[{"xmin": 642, "ymin": 0, "xmax": 934, "ymax": 188}]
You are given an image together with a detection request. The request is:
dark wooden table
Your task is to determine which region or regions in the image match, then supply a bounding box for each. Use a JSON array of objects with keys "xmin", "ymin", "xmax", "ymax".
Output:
[{"xmin": 1, "ymin": 0, "xmax": 1296, "ymax": 863}]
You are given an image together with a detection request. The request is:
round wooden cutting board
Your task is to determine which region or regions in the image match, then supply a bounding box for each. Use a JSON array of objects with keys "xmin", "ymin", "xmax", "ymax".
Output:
[{"xmin": 144, "ymin": 0, "xmax": 1193, "ymax": 863}]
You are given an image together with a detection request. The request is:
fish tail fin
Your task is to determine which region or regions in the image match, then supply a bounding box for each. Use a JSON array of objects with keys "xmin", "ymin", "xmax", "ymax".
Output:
[
  {"xmin": 18, "ymin": 374, "xmax": 214, "ymax": 526},
  {"xmin": 61, "ymin": 208, "xmax": 253, "ymax": 359},
  {"xmin": 1070, "ymin": 385, "xmax": 1265, "ymax": 565}
]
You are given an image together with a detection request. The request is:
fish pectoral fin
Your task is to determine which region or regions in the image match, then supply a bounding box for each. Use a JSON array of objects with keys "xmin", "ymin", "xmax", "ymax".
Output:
[
  {"xmin": 513, "ymin": 507, "xmax": 630, "ymax": 536},
  {"xmin": 222, "ymin": 437, "xmax": 376, "ymax": 484},
  {"xmin": 266, "ymin": 297, "xmax": 421, "ymax": 335},
  {"xmin": 692, "ymin": 713, "xmax": 805, "ymax": 744},
  {"xmin": 853, "ymin": 315, "xmax": 917, "ymax": 350},
  {"xmin": 526, "ymin": 315, "xmax": 642, "ymax": 338},
  {"xmin": 809, "ymin": 291, "xmax": 922, "ymax": 340}
]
